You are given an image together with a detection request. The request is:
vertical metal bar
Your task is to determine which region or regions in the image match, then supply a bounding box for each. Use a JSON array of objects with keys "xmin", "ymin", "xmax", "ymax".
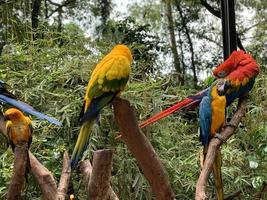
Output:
[{"xmin": 221, "ymin": 0, "xmax": 237, "ymax": 60}]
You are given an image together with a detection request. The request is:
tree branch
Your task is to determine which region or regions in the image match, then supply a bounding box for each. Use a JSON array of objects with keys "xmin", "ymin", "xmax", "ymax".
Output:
[
  {"xmin": 29, "ymin": 152, "xmax": 57, "ymax": 200},
  {"xmin": 56, "ymin": 152, "xmax": 71, "ymax": 200},
  {"xmin": 195, "ymin": 97, "xmax": 248, "ymax": 200},
  {"xmin": 6, "ymin": 144, "xmax": 29, "ymax": 200},
  {"xmin": 79, "ymin": 152, "xmax": 119, "ymax": 200},
  {"xmin": 112, "ymin": 97, "xmax": 175, "ymax": 200}
]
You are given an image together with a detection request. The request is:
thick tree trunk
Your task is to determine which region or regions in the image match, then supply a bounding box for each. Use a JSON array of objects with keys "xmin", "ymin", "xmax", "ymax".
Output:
[
  {"xmin": 164, "ymin": 0, "xmax": 183, "ymax": 85},
  {"xmin": 32, "ymin": 0, "xmax": 42, "ymax": 39},
  {"xmin": 176, "ymin": 2, "xmax": 198, "ymax": 87}
]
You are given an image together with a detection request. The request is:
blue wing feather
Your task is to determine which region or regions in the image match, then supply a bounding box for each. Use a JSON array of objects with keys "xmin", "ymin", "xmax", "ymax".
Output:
[
  {"xmin": 79, "ymin": 92, "xmax": 116, "ymax": 125},
  {"xmin": 199, "ymin": 95, "xmax": 212, "ymax": 146},
  {"xmin": 226, "ymin": 78, "xmax": 255, "ymax": 106}
]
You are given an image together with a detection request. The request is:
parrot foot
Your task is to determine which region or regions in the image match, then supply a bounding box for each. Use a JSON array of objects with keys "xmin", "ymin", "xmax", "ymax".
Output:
[{"xmin": 214, "ymin": 133, "xmax": 225, "ymax": 144}]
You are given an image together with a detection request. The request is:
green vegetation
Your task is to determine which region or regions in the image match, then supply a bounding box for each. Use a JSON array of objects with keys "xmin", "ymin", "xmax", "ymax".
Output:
[{"xmin": 0, "ymin": 0, "xmax": 266, "ymax": 199}]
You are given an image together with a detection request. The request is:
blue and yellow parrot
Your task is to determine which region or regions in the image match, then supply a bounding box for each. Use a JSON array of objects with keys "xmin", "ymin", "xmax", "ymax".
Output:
[
  {"xmin": 0, "ymin": 80, "xmax": 61, "ymax": 126},
  {"xmin": 199, "ymin": 79, "xmax": 228, "ymax": 200},
  {"xmin": 70, "ymin": 44, "xmax": 132, "ymax": 168}
]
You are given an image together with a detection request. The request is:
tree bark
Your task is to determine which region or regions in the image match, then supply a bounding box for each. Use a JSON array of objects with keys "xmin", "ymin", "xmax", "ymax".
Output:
[
  {"xmin": 88, "ymin": 150, "xmax": 115, "ymax": 200},
  {"xmin": 80, "ymin": 159, "xmax": 119, "ymax": 200},
  {"xmin": 164, "ymin": 0, "xmax": 183, "ymax": 84},
  {"xmin": 195, "ymin": 97, "xmax": 248, "ymax": 200},
  {"xmin": 32, "ymin": 0, "xmax": 42, "ymax": 33},
  {"xmin": 29, "ymin": 152, "xmax": 57, "ymax": 200},
  {"xmin": 56, "ymin": 152, "xmax": 71, "ymax": 200},
  {"xmin": 112, "ymin": 97, "xmax": 175, "ymax": 200},
  {"xmin": 6, "ymin": 144, "xmax": 29, "ymax": 200}
]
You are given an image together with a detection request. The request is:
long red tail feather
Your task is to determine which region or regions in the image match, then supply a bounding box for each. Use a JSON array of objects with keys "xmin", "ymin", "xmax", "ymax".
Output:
[{"xmin": 116, "ymin": 89, "xmax": 207, "ymax": 140}]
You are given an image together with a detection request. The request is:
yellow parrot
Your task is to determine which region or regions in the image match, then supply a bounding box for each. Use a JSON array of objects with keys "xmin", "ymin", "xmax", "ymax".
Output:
[
  {"xmin": 4, "ymin": 108, "xmax": 32, "ymax": 151},
  {"xmin": 4, "ymin": 108, "xmax": 32, "ymax": 182},
  {"xmin": 70, "ymin": 44, "xmax": 133, "ymax": 168}
]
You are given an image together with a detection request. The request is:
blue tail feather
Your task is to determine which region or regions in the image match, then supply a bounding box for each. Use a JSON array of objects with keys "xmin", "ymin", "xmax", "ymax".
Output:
[{"xmin": 0, "ymin": 94, "xmax": 62, "ymax": 126}]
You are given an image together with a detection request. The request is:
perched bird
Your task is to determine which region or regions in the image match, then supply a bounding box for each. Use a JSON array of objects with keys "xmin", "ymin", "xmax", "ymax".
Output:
[
  {"xmin": 199, "ymin": 80, "xmax": 228, "ymax": 200},
  {"xmin": 131, "ymin": 50, "xmax": 259, "ymax": 129},
  {"xmin": 4, "ymin": 108, "xmax": 32, "ymax": 151},
  {"xmin": 70, "ymin": 44, "xmax": 132, "ymax": 168},
  {"xmin": 4, "ymin": 108, "xmax": 32, "ymax": 182},
  {"xmin": 0, "ymin": 80, "xmax": 62, "ymax": 126},
  {"xmin": 213, "ymin": 51, "xmax": 260, "ymax": 106}
]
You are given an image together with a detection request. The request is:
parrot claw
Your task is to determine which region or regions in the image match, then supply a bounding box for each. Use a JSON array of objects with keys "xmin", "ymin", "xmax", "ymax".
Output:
[{"xmin": 223, "ymin": 122, "xmax": 237, "ymax": 129}]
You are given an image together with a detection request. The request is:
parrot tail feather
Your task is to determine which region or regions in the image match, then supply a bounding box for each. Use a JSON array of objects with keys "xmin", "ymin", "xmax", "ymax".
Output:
[
  {"xmin": 139, "ymin": 88, "xmax": 209, "ymax": 129},
  {"xmin": 0, "ymin": 95, "xmax": 62, "ymax": 126},
  {"xmin": 213, "ymin": 150, "xmax": 224, "ymax": 200},
  {"xmin": 70, "ymin": 120, "xmax": 94, "ymax": 169}
]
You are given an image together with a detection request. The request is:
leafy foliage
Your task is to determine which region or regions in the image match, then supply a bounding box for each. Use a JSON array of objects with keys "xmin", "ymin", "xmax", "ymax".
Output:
[{"xmin": 0, "ymin": 0, "xmax": 266, "ymax": 199}]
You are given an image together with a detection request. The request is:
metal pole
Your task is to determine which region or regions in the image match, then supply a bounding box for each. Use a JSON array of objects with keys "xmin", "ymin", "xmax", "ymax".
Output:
[{"xmin": 221, "ymin": 0, "xmax": 237, "ymax": 60}]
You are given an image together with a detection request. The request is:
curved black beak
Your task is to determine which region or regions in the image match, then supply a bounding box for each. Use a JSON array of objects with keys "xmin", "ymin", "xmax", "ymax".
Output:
[
  {"xmin": 3, "ymin": 115, "xmax": 10, "ymax": 121},
  {"xmin": 216, "ymin": 79, "xmax": 231, "ymax": 96}
]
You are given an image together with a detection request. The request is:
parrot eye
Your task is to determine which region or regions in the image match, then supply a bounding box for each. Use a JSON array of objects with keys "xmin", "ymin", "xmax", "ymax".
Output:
[
  {"xmin": 217, "ymin": 71, "xmax": 226, "ymax": 78},
  {"xmin": 3, "ymin": 115, "xmax": 10, "ymax": 121}
]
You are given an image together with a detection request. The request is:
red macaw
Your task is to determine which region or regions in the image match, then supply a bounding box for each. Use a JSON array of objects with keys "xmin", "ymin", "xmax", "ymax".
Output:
[
  {"xmin": 213, "ymin": 51, "xmax": 259, "ymax": 106},
  {"xmin": 199, "ymin": 80, "xmax": 228, "ymax": 200},
  {"xmin": 134, "ymin": 51, "xmax": 259, "ymax": 129},
  {"xmin": 0, "ymin": 80, "xmax": 62, "ymax": 126}
]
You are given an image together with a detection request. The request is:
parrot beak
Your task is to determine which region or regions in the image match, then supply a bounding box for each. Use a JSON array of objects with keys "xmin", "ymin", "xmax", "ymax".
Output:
[
  {"xmin": 216, "ymin": 79, "xmax": 231, "ymax": 96},
  {"xmin": 3, "ymin": 114, "xmax": 10, "ymax": 121}
]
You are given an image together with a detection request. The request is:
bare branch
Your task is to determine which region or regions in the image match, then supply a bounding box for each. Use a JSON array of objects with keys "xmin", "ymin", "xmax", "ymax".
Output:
[
  {"xmin": 7, "ymin": 144, "xmax": 29, "ymax": 200},
  {"xmin": 112, "ymin": 97, "xmax": 175, "ymax": 200},
  {"xmin": 56, "ymin": 152, "xmax": 71, "ymax": 200},
  {"xmin": 29, "ymin": 152, "xmax": 57, "ymax": 200},
  {"xmin": 195, "ymin": 97, "xmax": 248, "ymax": 200}
]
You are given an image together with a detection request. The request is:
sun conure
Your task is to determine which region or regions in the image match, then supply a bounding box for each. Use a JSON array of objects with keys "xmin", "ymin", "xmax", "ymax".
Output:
[{"xmin": 70, "ymin": 44, "xmax": 132, "ymax": 168}]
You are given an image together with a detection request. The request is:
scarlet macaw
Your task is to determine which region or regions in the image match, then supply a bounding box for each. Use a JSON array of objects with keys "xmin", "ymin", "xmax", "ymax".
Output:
[
  {"xmin": 213, "ymin": 51, "xmax": 259, "ymax": 106},
  {"xmin": 70, "ymin": 44, "xmax": 132, "ymax": 168},
  {"xmin": 0, "ymin": 80, "xmax": 62, "ymax": 126},
  {"xmin": 135, "ymin": 51, "xmax": 259, "ymax": 129},
  {"xmin": 199, "ymin": 80, "xmax": 228, "ymax": 200}
]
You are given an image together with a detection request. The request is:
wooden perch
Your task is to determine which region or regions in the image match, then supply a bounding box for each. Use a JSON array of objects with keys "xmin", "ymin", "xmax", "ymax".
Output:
[
  {"xmin": 79, "ymin": 155, "xmax": 118, "ymax": 200},
  {"xmin": 56, "ymin": 152, "xmax": 72, "ymax": 200},
  {"xmin": 29, "ymin": 151, "xmax": 57, "ymax": 200},
  {"xmin": 195, "ymin": 97, "xmax": 248, "ymax": 200},
  {"xmin": 29, "ymin": 151, "xmax": 72, "ymax": 200},
  {"xmin": 112, "ymin": 97, "xmax": 175, "ymax": 200},
  {"xmin": 7, "ymin": 143, "xmax": 29, "ymax": 200},
  {"xmin": 88, "ymin": 149, "xmax": 114, "ymax": 200}
]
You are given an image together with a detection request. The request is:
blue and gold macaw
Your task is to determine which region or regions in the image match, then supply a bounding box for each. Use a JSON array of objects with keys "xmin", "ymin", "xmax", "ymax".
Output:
[
  {"xmin": 0, "ymin": 80, "xmax": 61, "ymax": 126},
  {"xmin": 70, "ymin": 44, "xmax": 132, "ymax": 168},
  {"xmin": 199, "ymin": 79, "xmax": 228, "ymax": 200}
]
